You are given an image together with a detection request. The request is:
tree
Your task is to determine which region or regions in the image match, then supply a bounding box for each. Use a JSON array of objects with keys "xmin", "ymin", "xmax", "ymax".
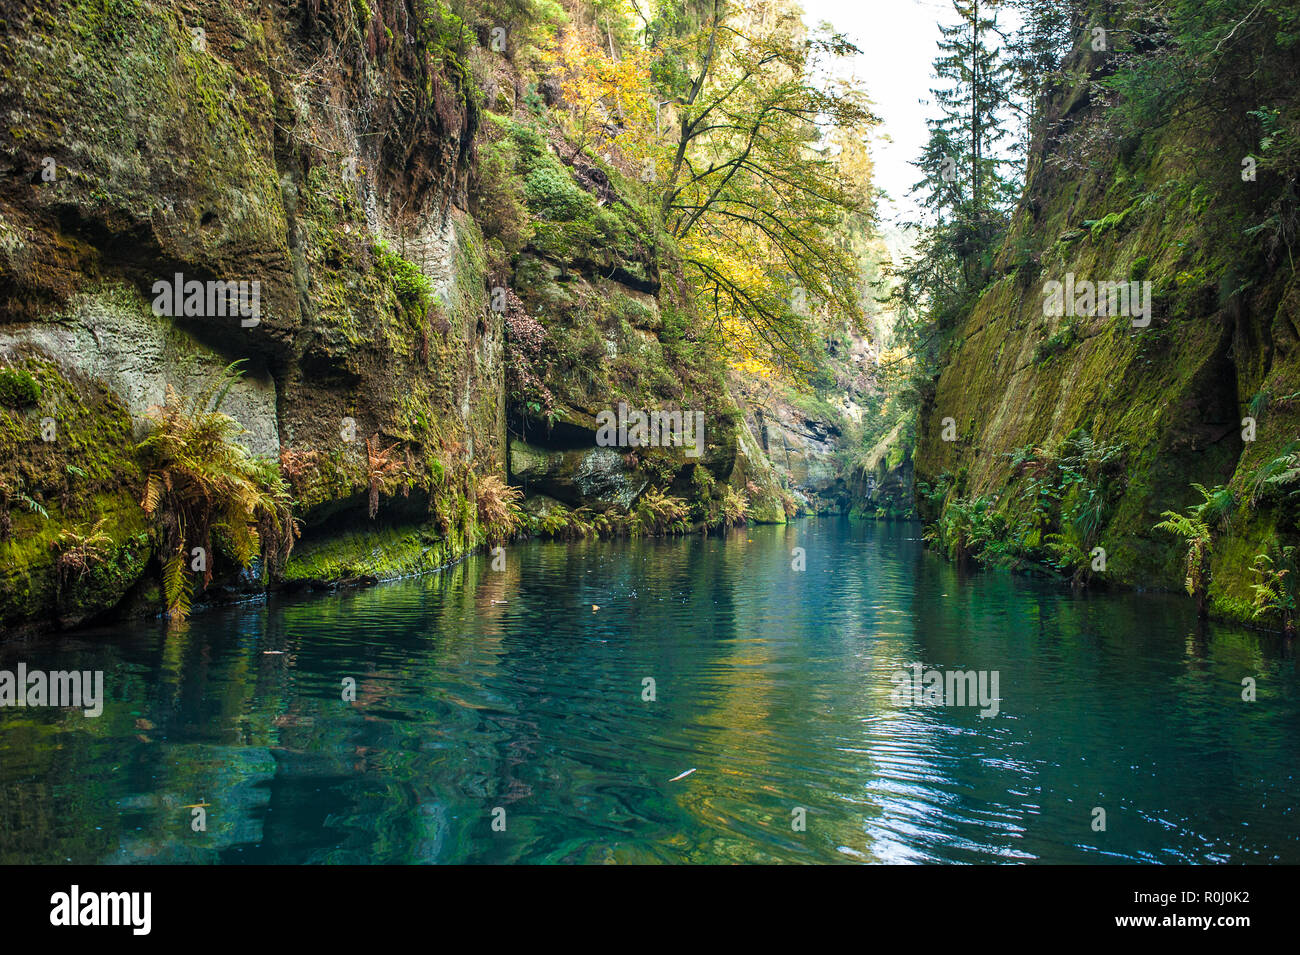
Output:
[
  {"xmin": 646, "ymin": 0, "xmax": 878, "ymax": 374},
  {"xmin": 888, "ymin": 0, "xmax": 1024, "ymax": 415},
  {"xmin": 1003, "ymin": 0, "xmax": 1083, "ymax": 154},
  {"xmin": 913, "ymin": 0, "xmax": 1018, "ymax": 287},
  {"xmin": 548, "ymin": 22, "xmax": 656, "ymax": 163}
]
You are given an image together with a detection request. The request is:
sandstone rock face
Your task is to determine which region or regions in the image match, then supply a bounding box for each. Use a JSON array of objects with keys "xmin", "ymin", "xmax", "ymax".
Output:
[
  {"xmin": 749, "ymin": 401, "xmax": 844, "ymax": 500},
  {"xmin": 730, "ymin": 379, "xmax": 851, "ymax": 514},
  {"xmin": 0, "ymin": 0, "xmax": 499, "ymax": 632},
  {"xmin": 509, "ymin": 439, "xmax": 647, "ymax": 509},
  {"xmin": 0, "ymin": 287, "xmax": 280, "ymax": 456},
  {"xmin": 489, "ymin": 117, "xmax": 787, "ymax": 526}
]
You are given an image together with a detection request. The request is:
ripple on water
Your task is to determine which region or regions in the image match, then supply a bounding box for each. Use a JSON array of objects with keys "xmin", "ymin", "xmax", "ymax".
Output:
[{"xmin": 0, "ymin": 520, "xmax": 1297, "ymax": 864}]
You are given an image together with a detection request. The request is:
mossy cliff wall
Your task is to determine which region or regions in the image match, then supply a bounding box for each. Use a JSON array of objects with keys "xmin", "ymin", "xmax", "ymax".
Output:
[
  {"xmin": 914, "ymin": 35, "xmax": 1300, "ymax": 625},
  {"xmin": 0, "ymin": 0, "xmax": 503, "ymax": 632},
  {"xmin": 0, "ymin": 0, "xmax": 790, "ymax": 633}
]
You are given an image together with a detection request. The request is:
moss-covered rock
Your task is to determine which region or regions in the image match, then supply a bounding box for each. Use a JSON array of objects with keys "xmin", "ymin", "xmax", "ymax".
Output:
[
  {"xmin": 0, "ymin": 356, "xmax": 150, "ymax": 630},
  {"xmin": 0, "ymin": 0, "xmax": 499, "ymax": 632},
  {"xmin": 914, "ymin": 34, "xmax": 1300, "ymax": 627}
]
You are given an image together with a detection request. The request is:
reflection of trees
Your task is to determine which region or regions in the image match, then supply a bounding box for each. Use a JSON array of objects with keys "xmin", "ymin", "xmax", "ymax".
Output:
[
  {"xmin": 663, "ymin": 520, "xmax": 924, "ymax": 862},
  {"xmin": 3, "ymin": 524, "xmax": 1299, "ymax": 863}
]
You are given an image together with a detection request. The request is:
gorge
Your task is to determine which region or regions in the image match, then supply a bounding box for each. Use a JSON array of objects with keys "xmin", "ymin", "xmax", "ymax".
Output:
[{"xmin": 0, "ymin": 0, "xmax": 1298, "ymax": 871}]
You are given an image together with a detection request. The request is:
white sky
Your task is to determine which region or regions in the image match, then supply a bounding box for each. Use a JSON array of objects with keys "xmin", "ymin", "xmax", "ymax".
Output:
[{"xmin": 801, "ymin": 0, "xmax": 950, "ymax": 225}]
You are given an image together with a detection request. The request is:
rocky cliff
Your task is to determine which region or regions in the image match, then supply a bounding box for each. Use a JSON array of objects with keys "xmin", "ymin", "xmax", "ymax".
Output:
[
  {"xmin": 0, "ymin": 0, "xmax": 794, "ymax": 634},
  {"xmin": 914, "ymin": 27, "xmax": 1300, "ymax": 624}
]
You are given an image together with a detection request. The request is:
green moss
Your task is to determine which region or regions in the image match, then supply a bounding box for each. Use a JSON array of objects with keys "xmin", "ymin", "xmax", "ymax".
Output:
[
  {"xmin": 1, "ymin": 490, "xmax": 149, "ymax": 628},
  {"xmin": 374, "ymin": 240, "xmax": 434, "ymax": 317},
  {"xmin": 0, "ymin": 368, "xmax": 40, "ymax": 407},
  {"xmin": 282, "ymin": 519, "xmax": 476, "ymax": 584},
  {"xmin": 0, "ymin": 356, "xmax": 154, "ymax": 628},
  {"xmin": 1032, "ymin": 319, "xmax": 1082, "ymax": 364},
  {"xmin": 1086, "ymin": 203, "xmax": 1138, "ymax": 239}
]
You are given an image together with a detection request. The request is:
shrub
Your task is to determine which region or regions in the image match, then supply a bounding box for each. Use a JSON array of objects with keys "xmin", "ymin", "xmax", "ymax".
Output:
[
  {"xmin": 373, "ymin": 241, "xmax": 433, "ymax": 316},
  {"xmin": 1033, "ymin": 320, "xmax": 1081, "ymax": 363},
  {"xmin": 524, "ymin": 164, "xmax": 594, "ymax": 221},
  {"xmin": 932, "ymin": 495, "xmax": 1004, "ymax": 564},
  {"xmin": 476, "ymin": 137, "xmax": 533, "ymax": 260}
]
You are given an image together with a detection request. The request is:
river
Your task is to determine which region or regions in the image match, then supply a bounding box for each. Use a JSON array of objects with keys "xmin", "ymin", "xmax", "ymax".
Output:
[{"xmin": 1, "ymin": 518, "xmax": 1296, "ymax": 863}]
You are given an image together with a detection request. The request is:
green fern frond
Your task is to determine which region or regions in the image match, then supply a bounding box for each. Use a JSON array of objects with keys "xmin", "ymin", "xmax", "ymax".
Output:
[{"xmin": 162, "ymin": 548, "xmax": 192, "ymax": 620}]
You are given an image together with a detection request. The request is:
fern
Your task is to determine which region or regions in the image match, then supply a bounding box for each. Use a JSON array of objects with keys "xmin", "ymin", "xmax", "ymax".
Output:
[
  {"xmin": 1250, "ymin": 545, "xmax": 1297, "ymax": 635},
  {"xmin": 1154, "ymin": 493, "xmax": 1215, "ymax": 614},
  {"xmin": 1044, "ymin": 533, "xmax": 1090, "ymax": 585},
  {"xmin": 138, "ymin": 363, "xmax": 299, "ymax": 617},
  {"xmin": 476, "ymin": 474, "xmax": 524, "ymax": 544},
  {"xmin": 631, "ymin": 487, "xmax": 692, "ymax": 536},
  {"xmin": 161, "ymin": 546, "xmax": 192, "ymax": 621},
  {"xmin": 53, "ymin": 518, "xmax": 112, "ymax": 587},
  {"xmin": 1192, "ymin": 483, "xmax": 1236, "ymax": 531},
  {"xmin": 364, "ymin": 434, "xmax": 407, "ymax": 519},
  {"xmin": 20, "ymin": 493, "xmax": 48, "ymax": 518}
]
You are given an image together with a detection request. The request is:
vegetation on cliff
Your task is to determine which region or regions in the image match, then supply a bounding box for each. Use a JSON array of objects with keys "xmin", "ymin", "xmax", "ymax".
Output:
[
  {"xmin": 0, "ymin": 0, "xmax": 892, "ymax": 632},
  {"xmin": 909, "ymin": 0, "xmax": 1300, "ymax": 629}
]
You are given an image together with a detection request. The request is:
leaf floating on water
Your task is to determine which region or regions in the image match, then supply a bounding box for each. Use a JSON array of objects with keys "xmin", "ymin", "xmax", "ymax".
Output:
[{"xmin": 668, "ymin": 768, "xmax": 696, "ymax": 782}]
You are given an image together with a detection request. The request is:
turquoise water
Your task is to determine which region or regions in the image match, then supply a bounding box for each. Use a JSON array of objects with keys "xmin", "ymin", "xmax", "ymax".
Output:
[{"xmin": 1, "ymin": 518, "xmax": 1296, "ymax": 864}]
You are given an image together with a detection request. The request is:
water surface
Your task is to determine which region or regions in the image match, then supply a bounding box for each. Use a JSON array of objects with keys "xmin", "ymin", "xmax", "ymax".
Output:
[{"xmin": 1, "ymin": 519, "xmax": 1296, "ymax": 863}]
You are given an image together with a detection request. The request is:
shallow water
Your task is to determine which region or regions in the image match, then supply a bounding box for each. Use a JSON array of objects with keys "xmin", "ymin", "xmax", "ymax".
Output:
[{"xmin": 1, "ymin": 518, "xmax": 1296, "ymax": 864}]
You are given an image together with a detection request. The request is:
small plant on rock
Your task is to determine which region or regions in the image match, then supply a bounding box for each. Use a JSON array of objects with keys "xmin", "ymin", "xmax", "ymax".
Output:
[{"xmin": 137, "ymin": 362, "xmax": 298, "ymax": 620}]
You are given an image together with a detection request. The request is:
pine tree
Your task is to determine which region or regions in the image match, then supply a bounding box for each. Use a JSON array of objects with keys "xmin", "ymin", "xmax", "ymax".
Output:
[
  {"xmin": 1004, "ymin": 0, "xmax": 1084, "ymax": 138},
  {"xmin": 914, "ymin": 0, "xmax": 1017, "ymax": 283}
]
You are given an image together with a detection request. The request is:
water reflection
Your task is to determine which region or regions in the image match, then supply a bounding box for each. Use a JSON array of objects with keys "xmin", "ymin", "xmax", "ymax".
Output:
[{"xmin": 1, "ymin": 519, "xmax": 1296, "ymax": 863}]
